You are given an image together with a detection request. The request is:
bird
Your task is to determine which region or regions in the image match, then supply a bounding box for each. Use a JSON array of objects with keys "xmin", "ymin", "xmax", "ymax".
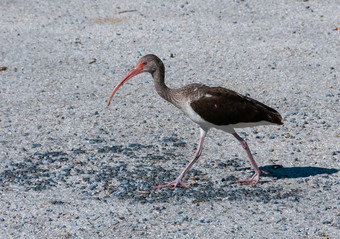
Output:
[{"xmin": 107, "ymin": 54, "xmax": 283, "ymax": 190}]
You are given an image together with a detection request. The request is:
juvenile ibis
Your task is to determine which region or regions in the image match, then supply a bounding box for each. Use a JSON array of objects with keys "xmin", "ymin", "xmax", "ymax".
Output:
[{"xmin": 107, "ymin": 54, "xmax": 283, "ymax": 189}]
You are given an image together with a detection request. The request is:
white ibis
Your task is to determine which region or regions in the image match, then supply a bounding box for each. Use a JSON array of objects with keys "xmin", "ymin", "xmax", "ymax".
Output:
[{"xmin": 107, "ymin": 54, "xmax": 283, "ymax": 189}]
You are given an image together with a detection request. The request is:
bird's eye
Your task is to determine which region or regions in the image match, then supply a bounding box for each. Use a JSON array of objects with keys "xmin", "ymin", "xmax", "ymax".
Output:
[{"xmin": 143, "ymin": 61, "xmax": 147, "ymax": 65}]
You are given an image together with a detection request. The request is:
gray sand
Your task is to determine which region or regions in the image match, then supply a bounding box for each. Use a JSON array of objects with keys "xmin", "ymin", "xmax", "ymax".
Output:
[{"xmin": 1, "ymin": 0, "xmax": 339, "ymax": 238}]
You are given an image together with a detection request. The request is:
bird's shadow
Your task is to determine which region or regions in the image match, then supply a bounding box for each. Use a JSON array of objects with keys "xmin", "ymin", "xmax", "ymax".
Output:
[{"xmin": 260, "ymin": 165, "xmax": 339, "ymax": 179}]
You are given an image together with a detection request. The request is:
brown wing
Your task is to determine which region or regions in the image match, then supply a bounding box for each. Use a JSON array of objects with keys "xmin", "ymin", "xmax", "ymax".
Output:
[{"xmin": 190, "ymin": 86, "xmax": 283, "ymax": 126}]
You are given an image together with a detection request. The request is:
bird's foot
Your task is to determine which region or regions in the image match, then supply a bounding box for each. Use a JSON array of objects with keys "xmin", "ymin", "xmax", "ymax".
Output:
[
  {"xmin": 234, "ymin": 172, "xmax": 260, "ymax": 187},
  {"xmin": 152, "ymin": 178, "xmax": 190, "ymax": 190}
]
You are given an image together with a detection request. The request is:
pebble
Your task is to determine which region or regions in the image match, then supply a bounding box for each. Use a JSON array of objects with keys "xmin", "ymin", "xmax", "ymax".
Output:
[
  {"xmin": 32, "ymin": 143, "xmax": 42, "ymax": 148},
  {"xmin": 297, "ymin": 120, "xmax": 308, "ymax": 126},
  {"xmin": 288, "ymin": 196, "xmax": 298, "ymax": 202},
  {"xmin": 89, "ymin": 184, "xmax": 98, "ymax": 190}
]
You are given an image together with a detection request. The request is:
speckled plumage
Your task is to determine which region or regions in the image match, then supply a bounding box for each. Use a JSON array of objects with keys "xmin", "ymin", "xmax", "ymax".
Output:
[
  {"xmin": 108, "ymin": 54, "xmax": 284, "ymax": 189},
  {"xmin": 141, "ymin": 54, "xmax": 283, "ymax": 131}
]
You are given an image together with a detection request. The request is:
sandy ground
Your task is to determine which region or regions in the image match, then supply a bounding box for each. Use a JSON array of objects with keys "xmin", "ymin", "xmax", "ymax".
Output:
[{"xmin": 1, "ymin": 0, "xmax": 339, "ymax": 238}]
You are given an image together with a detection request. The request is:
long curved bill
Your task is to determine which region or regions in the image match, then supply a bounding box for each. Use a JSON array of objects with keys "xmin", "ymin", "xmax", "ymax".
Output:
[{"xmin": 107, "ymin": 64, "xmax": 143, "ymax": 106}]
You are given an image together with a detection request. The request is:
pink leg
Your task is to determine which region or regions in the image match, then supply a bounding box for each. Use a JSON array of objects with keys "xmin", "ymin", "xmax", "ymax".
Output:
[
  {"xmin": 232, "ymin": 132, "xmax": 261, "ymax": 186},
  {"xmin": 153, "ymin": 129, "xmax": 207, "ymax": 190}
]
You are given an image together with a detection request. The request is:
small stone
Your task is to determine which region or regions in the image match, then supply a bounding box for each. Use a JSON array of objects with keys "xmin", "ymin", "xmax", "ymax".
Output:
[
  {"xmin": 51, "ymin": 200, "xmax": 64, "ymax": 205},
  {"xmin": 32, "ymin": 143, "xmax": 41, "ymax": 148},
  {"xmin": 173, "ymin": 141, "xmax": 186, "ymax": 147},
  {"xmin": 331, "ymin": 151, "xmax": 339, "ymax": 155},
  {"xmin": 272, "ymin": 205, "xmax": 280, "ymax": 211},
  {"xmin": 89, "ymin": 184, "xmax": 97, "ymax": 190},
  {"xmin": 298, "ymin": 120, "xmax": 308, "ymax": 126},
  {"xmin": 288, "ymin": 196, "xmax": 298, "ymax": 202}
]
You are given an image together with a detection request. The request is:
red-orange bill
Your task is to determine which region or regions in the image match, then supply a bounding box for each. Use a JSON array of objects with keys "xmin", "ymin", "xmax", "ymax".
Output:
[{"xmin": 107, "ymin": 64, "xmax": 143, "ymax": 106}]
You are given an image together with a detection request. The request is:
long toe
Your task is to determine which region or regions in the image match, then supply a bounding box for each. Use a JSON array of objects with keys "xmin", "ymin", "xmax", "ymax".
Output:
[
  {"xmin": 152, "ymin": 182, "xmax": 172, "ymax": 190},
  {"xmin": 234, "ymin": 173, "xmax": 260, "ymax": 187},
  {"xmin": 153, "ymin": 180, "xmax": 190, "ymax": 190}
]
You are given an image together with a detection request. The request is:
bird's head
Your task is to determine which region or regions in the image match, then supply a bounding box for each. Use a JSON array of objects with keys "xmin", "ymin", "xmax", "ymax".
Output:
[{"xmin": 107, "ymin": 54, "xmax": 162, "ymax": 106}]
